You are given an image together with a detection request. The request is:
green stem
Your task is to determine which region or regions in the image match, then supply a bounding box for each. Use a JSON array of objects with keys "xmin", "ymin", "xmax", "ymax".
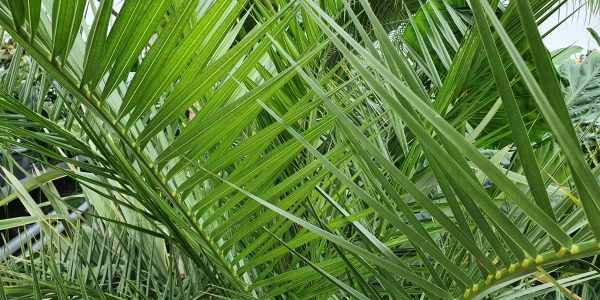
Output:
[{"xmin": 461, "ymin": 239, "xmax": 600, "ymax": 299}]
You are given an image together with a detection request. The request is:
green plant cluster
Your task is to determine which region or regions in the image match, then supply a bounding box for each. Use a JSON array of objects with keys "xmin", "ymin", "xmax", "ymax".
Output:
[{"xmin": 1, "ymin": 0, "xmax": 600, "ymax": 299}]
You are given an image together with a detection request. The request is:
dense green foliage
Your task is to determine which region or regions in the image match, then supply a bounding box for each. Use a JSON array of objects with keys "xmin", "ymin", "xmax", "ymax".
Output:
[{"xmin": 1, "ymin": 0, "xmax": 600, "ymax": 299}]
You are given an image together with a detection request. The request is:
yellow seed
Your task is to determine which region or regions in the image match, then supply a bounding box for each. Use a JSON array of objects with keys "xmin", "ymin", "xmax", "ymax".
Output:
[
  {"xmin": 521, "ymin": 259, "xmax": 531, "ymax": 268},
  {"xmin": 472, "ymin": 284, "xmax": 479, "ymax": 293},
  {"xmin": 75, "ymin": 82, "xmax": 81, "ymax": 89},
  {"xmin": 85, "ymin": 89, "xmax": 91, "ymax": 99},
  {"xmin": 556, "ymin": 247, "xmax": 567, "ymax": 258},
  {"xmin": 570, "ymin": 244, "xmax": 580, "ymax": 254},
  {"xmin": 535, "ymin": 255, "xmax": 544, "ymax": 264},
  {"xmin": 119, "ymin": 128, "xmax": 125, "ymax": 136},
  {"xmin": 110, "ymin": 119, "xmax": 117, "ymax": 126},
  {"xmin": 136, "ymin": 146, "xmax": 142, "ymax": 154},
  {"xmin": 508, "ymin": 264, "xmax": 516, "ymax": 274},
  {"xmin": 485, "ymin": 275, "xmax": 493, "ymax": 285},
  {"xmin": 147, "ymin": 162, "xmax": 154, "ymax": 169},
  {"xmin": 161, "ymin": 177, "xmax": 166, "ymax": 184},
  {"xmin": 463, "ymin": 289, "xmax": 471, "ymax": 298},
  {"xmin": 495, "ymin": 270, "xmax": 502, "ymax": 280},
  {"xmin": 170, "ymin": 190, "xmax": 176, "ymax": 197}
]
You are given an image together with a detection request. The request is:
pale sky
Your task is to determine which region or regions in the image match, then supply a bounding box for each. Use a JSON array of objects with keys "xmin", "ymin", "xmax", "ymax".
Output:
[{"xmin": 540, "ymin": 1, "xmax": 600, "ymax": 52}]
